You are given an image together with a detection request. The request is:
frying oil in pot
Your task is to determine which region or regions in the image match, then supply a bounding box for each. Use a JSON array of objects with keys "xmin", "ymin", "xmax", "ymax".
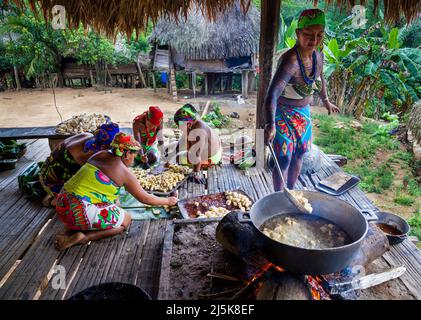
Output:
[
  {"xmin": 375, "ymin": 223, "xmax": 403, "ymax": 236},
  {"xmin": 260, "ymin": 213, "xmax": 351, "ymax": 249}
]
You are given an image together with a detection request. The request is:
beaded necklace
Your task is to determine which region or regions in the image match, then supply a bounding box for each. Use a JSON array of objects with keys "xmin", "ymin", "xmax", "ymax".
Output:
[{"xmin": 295, "ymin": 45, "xmax": 317, "ymax": 85}]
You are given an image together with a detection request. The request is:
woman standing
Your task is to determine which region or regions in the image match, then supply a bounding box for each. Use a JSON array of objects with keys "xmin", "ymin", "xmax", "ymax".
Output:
[
  {"xmin": 54, "ymin": 132, "xmax": 177, "ymax": 250},
  {"xmin": 264, "ymin": 9, "xmax": 339, "ymax": 191},
  {"xmin": 40, "ymin": 122, "xmax": 120, "ymax": 206}
]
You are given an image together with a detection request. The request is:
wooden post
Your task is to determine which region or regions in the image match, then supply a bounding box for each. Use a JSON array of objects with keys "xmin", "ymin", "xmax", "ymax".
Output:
[
  {"xmin": 227, "ymin": 73, "xmax": 233, "ymax": 92},
  {"xmin": 132, "ymin": 75, "xmax": 136, "ymax": 88},
  {"xmin": 89, "ymin": 70, "xmax": 94, "ymax": 86},
  {"xmin": 13, "ymin": 65, "xmax": 21, "ymax": 90},
  {"xmin": 249, "ymin": 71, "xmax": 256, "ymax": 92},
  {"xmin": 170, "ymin": 67, "xmax": 178, "ymax": 101},
  {"xmin": 208, "ymin": 73, "xmax": 212, "ymax": 94},
  {"xmin": 192, "ymin": 72, "xmax": 196, "ymax": 98},
  {"xmin": 167, "ymin": 69, "xmax": 171, "ymax": 94},
  {"xmin": 136, "ymin": 61, "xmax": 147, "ymax": 88},
  {"xmin": 204, "ymin": 73, "xmax": 209, "ymax": 96},
  {"xmin": 256, "ymin": 0, "xmax": 281, "ymax": 130},
  {"xmin": 188, "ymin": 73, "xmax": 193, "ymax": 90},
  {"xmin": 151, "ymin": 72, "xmax": 157, "ymax": 93},
  {"xmin": 241, "ymin": 70, "xmax": 249, "ymax": 99}
]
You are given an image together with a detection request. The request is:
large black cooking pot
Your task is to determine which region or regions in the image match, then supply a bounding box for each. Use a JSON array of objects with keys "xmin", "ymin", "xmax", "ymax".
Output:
[{"xmin": 242, "ymin": 191, "xmax": 368, "ymax": 275}]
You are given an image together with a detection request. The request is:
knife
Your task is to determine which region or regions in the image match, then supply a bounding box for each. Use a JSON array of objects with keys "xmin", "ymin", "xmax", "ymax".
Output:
[{"xmin": 329, "ymin": 266, "xmax": 406, "ymax": 294}]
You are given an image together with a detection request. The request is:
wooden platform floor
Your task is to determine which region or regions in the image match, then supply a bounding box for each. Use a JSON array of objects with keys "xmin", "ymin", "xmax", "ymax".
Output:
[{"xmin": 0, "ymin": 139, "xmax": 420, "ymax": 300}]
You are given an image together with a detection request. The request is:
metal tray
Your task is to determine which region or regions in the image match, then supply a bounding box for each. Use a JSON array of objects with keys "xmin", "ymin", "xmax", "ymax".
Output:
[
  {"xmin": 147, "ymin": 172, "xmax": 192, "ymax": 196},
  {"xmin": 132, "ymin": 164, "xmax": 192, "ymax": 196},
  {"xmin": 177, "ymin": 189, "xmax": 254, "ymax": 219},
  {"xmin": 315, "ymin": 175, "xmax": 360, "ymax": 196}
]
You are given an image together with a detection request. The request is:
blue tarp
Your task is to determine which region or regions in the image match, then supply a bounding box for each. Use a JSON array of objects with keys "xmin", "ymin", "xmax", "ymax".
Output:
[{"xmin": 161, "ymin": 72, "xmax": 168, "ymax": 85}]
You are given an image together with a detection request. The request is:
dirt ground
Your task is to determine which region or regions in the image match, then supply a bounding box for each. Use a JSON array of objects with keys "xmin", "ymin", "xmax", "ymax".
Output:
[{"xmin": 0, "ymin": 87, "xmax": 258, "ymax": 128}]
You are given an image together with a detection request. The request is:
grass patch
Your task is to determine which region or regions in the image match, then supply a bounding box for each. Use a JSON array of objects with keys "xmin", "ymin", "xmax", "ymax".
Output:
[
  {"xmin": 408, "ymin": 210, "xmax": 421, "ymax": 240},
  {"xmin": 313, "ymin": 114, "xmax": 414, "ymax": 195},
  {"xmin": 394, "ymin": 194, "xmax": 415, "ymax": 206},
  {"xmin": 344, "ymin": 162, "xmax": 394, "ymax": 194},
  {"xmin": 313, "ymin": 114, "xmax": 399, "ymax": 161},
  {"xmin": 408, "ymin": 179, "xmax": 421, "ymax": 197}
]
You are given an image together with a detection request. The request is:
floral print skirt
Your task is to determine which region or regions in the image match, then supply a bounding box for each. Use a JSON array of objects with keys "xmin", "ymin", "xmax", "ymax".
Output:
[
  {"xmin": 56, "ymin": 191, "xmax": 125, "ymax": 231},
  {"xmin": 273, "ymin": 104, "xmax": 312, "ymax": 158}
]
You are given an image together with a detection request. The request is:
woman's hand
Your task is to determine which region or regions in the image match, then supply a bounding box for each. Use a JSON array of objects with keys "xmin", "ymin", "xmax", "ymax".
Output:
[
  {"xmin": 264, "ymin": 124, "xmax": 276, "ymax": 146},
  {"xmin": 324, "ymin": 101, "xmax": 340, "ymax": 115},
  {"xmin": 167, "ymin": 196, "xmax": 178, "ymax": 206}
]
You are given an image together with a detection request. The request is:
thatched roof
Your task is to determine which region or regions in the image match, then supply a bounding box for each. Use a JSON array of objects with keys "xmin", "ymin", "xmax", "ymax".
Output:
[
  {"xmin": 149, "ymin": 1, "xmax": 259, "ymax": 60},
  {"xmin": 322, "ymin": 0, "xmax": 421, "ymax": 24},
  {"xmin": 10, "ymin": 0, "xmax": 421, "ymax": 38}
]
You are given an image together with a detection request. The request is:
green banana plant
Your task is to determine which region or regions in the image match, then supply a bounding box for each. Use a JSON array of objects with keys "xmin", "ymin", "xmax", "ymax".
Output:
[{"xmin": 323, "ymin": 18, "xmax": 421, "ymax": 119}]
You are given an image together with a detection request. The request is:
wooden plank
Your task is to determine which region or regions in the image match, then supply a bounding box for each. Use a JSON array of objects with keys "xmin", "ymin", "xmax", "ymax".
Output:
[
  {"xmin": 39, "ymin": 244, "xmax": 89, "ymax": 300},
  {"xmin": 0, "ymin": 141, "xmax": 49, "ymax": 192},
  {"xmin": 136, "ymin": 219, "xmax": 167, "ymax": 299},
  {"xmin": 382, "ymin": 241, "xmax": 421, "ymax": 299},
  {"xmin": 61, "ymin": 220, "xmax": 151, "ymax": 299},
  {"xmin": 123, "ymin": 221, "xmax": 151, "ymax": 285},
  {"xmin": 207, "ymin": 165, "xmax": 218, "ymax": 194},
  {"xmin": 63, "ymin": 234, "xmax": 116, "ymax": 297},
  {"xmin": 111, "ymin": 221, "xmax": 147, "ymax": 284},
  {"xmin": 0, "ymin": 218, "xmax": 63, "ymax": 300},
  {"xmin": 226, "ymin": 165, "xmax": 258, "ymax": 202},
  {"xmin": 0, "ymin": 206, "xmax": 53, "ymax": 282},
  {"xmin": 0, "ymin": 127, "xmax": 69, "ymax": 140},
  {"xmin": 157, "ymin": 221, "xmax": 174, "ymax": 300}
]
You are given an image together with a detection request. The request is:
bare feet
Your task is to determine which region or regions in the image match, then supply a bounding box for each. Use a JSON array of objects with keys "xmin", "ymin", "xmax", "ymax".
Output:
[{"xmin": 54, "ymin": 232, "xmax": 88, "ymax": 251}]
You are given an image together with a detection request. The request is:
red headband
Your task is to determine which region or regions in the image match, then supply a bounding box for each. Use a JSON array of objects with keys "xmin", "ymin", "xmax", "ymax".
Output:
[{"xmin": 148, "ymin": 106, "xmax": 163, "ymax": 125}]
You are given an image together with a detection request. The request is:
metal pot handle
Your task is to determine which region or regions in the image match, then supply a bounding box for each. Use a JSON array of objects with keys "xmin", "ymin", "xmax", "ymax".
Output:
[
  {"xmin": 360, "ymin": 209, "xmax": 379, "ymax": 222},
  {"xmin": 396, "ymin": 234, "xmax": 408, "ymax": 240},
  {"xmin": 237, "ymin": 211, "xmax": 252, "ymax": 224}
]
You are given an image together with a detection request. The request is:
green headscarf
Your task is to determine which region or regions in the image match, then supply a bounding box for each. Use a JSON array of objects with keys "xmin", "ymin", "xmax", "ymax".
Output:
[
  {"xmin": 297, "ymin": 9, "xmax": 325, "ymax": 30},
  {"xmin": 173, "ymin": 104, "xmax": 198, "ymax": 126}
]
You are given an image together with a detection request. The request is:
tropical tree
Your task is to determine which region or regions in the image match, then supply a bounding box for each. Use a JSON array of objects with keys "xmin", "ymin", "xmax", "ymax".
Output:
[{"xmin": 323, "ymin": 18, "xmax": 421, "ymax": 119}]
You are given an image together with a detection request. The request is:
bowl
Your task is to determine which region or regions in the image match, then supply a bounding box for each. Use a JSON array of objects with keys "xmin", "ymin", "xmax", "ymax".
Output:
[
  {"xmin": 373, "ymin": 211, "xmax": 410, "ymax": 245},
  {"xmin": 0, "ymin": 158, "xmax": 18, "ymax": 171}
]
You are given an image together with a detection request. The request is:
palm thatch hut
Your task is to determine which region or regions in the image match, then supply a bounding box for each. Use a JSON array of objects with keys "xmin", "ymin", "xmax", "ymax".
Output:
[
  {"xmin": 149, "ymin": 1, "xmax": 260, "ymax": 99},
  {"xmin": 11, "ymin": 0, "xmax": 421, "ymax": 127}
]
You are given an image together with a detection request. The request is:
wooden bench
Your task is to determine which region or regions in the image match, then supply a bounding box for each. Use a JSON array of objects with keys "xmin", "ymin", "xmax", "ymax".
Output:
[{"xmin": 0, "ymin": 127, "xmax": 134, "ymax": 151}]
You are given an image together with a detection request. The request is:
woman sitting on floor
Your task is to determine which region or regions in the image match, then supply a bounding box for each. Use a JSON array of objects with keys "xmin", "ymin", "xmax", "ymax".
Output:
[
  {"xmin": 39, "ymin": 122, "xmax": 120, "ymax": 207},
  {"xmin": 54, "ymin": 132, "xmax": 178, "ymax": 251},
  {"xmin": 171, "ymin": 104, "xmax": 222, "ymax": 184},
  {"xmin": 132, "ymin": 106, "xmax": 164, "ymax": 169}
]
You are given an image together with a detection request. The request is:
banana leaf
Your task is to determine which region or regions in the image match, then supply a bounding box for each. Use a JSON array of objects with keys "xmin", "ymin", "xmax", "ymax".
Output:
[{"xmin": 18, "ymin": 161, "xmax": 46, "ymax": 200}]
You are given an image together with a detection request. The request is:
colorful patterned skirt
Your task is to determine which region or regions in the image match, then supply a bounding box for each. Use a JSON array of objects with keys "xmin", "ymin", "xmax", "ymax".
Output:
[
  {"xmin": 56, "ymin": 191, "xmax": 125, "ymax": 231},
  {"xmin": 273, "ymin": 104, "xmax": 312, "ymax": 158}
]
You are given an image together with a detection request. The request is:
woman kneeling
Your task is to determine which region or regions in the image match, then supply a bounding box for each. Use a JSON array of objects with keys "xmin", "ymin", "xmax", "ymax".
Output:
[{"xmin": 54, "ymin": 132, "xmax": 177, "ymax": 250}]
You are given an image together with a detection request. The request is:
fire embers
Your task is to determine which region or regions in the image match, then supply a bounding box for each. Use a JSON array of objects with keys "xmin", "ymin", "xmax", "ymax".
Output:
[
  {"xmin": 234, "ymin": 263, "xmax": 332, "ymax": 300},
  {"xmin": 305, "ymin": 275, "xmax": 331, "ymax": 300}
]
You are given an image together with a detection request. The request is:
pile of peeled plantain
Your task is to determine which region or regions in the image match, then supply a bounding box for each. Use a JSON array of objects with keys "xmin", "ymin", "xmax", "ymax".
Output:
[
  {"xmin": 131, "ymin": 164, "xmax": 190, "ymax": 192},
  {"xmin": 194, "ymin": 191, "xmax": 253, "ymax": 218},
  {"xmin": 56, "ymin": 113, "xmax": 109, "ymax": 134}
]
